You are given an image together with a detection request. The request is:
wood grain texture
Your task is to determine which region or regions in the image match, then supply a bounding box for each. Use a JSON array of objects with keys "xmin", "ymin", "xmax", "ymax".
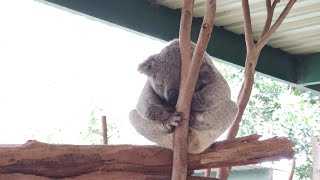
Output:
[
  {"xmin": 0, "ymin": 134, "xmax": 294, "ymax": 178},
  {"xmin": 0, "ymin": 172, "xmax": 219, "ymax": 180}
]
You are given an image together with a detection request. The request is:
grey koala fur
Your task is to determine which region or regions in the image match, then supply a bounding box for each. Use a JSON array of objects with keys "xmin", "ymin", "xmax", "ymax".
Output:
[{"xmin": 129, "ymin": 39, "xmax": 238, "ymax": 154}]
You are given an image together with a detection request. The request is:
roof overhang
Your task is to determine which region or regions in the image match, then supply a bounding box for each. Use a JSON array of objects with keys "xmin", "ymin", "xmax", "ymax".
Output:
[{"xmin": 41, "ymin": 0, "xmax": 320, "ymax": 94}]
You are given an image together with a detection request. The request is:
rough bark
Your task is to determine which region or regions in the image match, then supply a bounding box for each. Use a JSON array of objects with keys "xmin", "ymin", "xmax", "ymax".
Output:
[
  {"xmin": 174, "ymin": 0, "xmax": 194, "ymax": 179},
  {"xmin": 0, "ymin": 172, "xmax": 219, "ymax": 180},
  {"xmin": 0, "ymin": 135, "xmax": 294, "ymax": 178},
  {"xmin": 173, "ymin": 0, "xmax": 216, "ymax": 179}
]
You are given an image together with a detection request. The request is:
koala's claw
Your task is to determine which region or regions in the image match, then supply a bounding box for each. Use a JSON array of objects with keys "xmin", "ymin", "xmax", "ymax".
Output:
[
  {"xmin": 171, "ymin": 112, "xmax": 182, "ymax": 125},
  {"xmin": 165, "ymin": 112, "xmax": 182, "ymax": 133}
]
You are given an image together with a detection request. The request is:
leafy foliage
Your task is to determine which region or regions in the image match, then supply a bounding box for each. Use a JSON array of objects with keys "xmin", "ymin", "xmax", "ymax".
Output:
[{"xmin": 214, "ymin": 60, "xmax": 320, "ymax": 179}]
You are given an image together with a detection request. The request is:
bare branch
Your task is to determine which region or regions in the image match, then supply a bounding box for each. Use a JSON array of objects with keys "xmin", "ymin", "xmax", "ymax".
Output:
[
  {"xmin": 179, "ymin": 0, "xmax": 195, "ymax": 86},
  {"xmin": 259, "ymin": 0, "xmax": 277, "ymax": 40},
  {"xmin": 173, "ymin": 0, "xmax": 216, "ymax": 179},
  {"xmin": 101, "ymin": 116, "xmax": 108, "ymax": 145},
  {"xmin": 257, "ymin": 0, "xmax": 296, "ymax": 51},
  {"xmin": 241, "ymin": 0, "xmax": 255, "ymax": 51},
  {"xmin": 173, "ymin": 0, "xmax": 195, "ymax": 179},
  {"xmin": 272, "ymin": 0, "xmax": 280, "ymax": 9},
  {"xmin": 288, "ymin": 158, "xmax": 296, "ymax": 180}
]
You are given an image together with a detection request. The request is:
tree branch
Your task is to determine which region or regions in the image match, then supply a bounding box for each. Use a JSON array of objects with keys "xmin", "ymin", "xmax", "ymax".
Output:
[
  {"xmin": 173, "ymin": 0, "xmax": 216, "ymax": 179},
  {"xmin": 173, "ymin": 0, "xmax": 195, "ymax": 179},
  {"xmin": 241, "ymin": 0, "xmax": 255, "ymax": 51},
  {"xmin": 217, "ymin": 0, "xmax": 296, "ymax": 179},
  {"xmin": 257, "ymin": 0, "xmax": 296, "ymax": 51},
  {"xmin": 101, "ymin": 116, "xmax": 108, "ymax": 145},
  {"xmin": 288, "ymin": 158, "xmax": 296, "ymax": 180},
  {"xmin": 259, "ymin": 0, "xmax": 279, "ymax": 40}
]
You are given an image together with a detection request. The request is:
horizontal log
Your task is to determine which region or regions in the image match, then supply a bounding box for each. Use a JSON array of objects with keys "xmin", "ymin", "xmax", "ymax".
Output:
[
  {"xmin": 0, "ymin": 172, "xmax": 219, "ymax": 180},
  {"xmin": 0, "ymin": 134, "xmax": 294, "ymax": 178}
]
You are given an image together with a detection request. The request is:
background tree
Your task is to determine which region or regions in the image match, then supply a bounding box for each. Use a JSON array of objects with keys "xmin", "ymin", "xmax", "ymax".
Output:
[{"xmin": 215, "ymin": 60, "xmax": 320, "ymax": 179}]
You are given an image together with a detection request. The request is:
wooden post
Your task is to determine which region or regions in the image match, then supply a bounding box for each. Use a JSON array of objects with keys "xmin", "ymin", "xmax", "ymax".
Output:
[
  {"xmin": 101, "ymin": 116, "xmax": 108, "ymax": 145},
  {"xmin": 172, "ymin": 0, "xmax": 216, "ymax": 179}
]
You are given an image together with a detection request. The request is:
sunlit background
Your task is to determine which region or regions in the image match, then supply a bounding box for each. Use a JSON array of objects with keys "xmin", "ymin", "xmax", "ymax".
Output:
[
  {"xmin": 1, "ymin": 1, "xmax": 314, "ymax": 178},
  {"xmin": 0, "ymin": 0, "xmax": 168, "ymax": 145}
]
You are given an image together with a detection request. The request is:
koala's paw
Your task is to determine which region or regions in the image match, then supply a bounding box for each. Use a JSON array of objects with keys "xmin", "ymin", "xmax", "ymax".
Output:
[{"xmin": 164, "ymin": 112, "xmax": 182, "ymax": 133}]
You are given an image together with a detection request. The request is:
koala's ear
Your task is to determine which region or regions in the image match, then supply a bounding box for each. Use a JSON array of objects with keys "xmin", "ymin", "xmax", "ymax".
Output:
[{"xmin": 138, "ymin": 55, "xmax": 157, "ymax": 76}]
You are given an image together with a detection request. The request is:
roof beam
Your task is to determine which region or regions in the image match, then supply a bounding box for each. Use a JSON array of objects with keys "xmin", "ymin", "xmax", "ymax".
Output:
[
  {"xmin": 298, "ymin": 53, "xmax": 320, "ymax": 87},
  {"xmin": 43, "ymin": 0, "xmax": 299, "ymax": 84}
]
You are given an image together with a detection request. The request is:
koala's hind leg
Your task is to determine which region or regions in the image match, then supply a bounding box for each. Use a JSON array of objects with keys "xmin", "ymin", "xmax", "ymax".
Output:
[
  {"xmin": 188, "ymin": 100, "xmax": 238, "ymax": 154},
  {"xmin": 129, "ymin": 110, "xmax": 174, "ymax": 150}
]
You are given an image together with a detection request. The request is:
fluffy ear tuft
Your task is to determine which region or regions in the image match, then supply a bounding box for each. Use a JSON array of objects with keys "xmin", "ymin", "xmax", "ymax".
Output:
[{"xmin": 138, "ymin": 55, "xmax": 157, "ymax": 76}]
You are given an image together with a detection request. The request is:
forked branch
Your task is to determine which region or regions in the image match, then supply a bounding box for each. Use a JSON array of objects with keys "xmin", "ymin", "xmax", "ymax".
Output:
[
  {"xmin": 173, "ymin": 1, "xmax": 194, "ymax": 178},
  {"xmin": 257, "ymin": 0, "xmax": 297, "ymax": 51},
  {"xmin": 217, "ymin": 0, "xmax": 296, "ymax": 179},
  {"xmin": 173, "ymin": 0, "xmax": 216, "ymax": 179},
  {"xmin": 172, "ymin": 0, "xmax": 194, "ymax": 180},
  {"xmin": 259, "ymin": 0, "xmax": 279, "ymax": 39}
]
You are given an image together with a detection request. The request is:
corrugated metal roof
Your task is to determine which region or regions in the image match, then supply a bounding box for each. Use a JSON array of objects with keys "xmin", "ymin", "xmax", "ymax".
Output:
[{"xmin": 157, "ymin": 0, "xmax": 320, "ymax": 55}]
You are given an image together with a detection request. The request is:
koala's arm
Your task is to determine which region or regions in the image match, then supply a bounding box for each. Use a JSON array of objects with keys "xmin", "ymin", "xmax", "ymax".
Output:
[{"xmin": 136, "ymin": 83, "xmax": 173, "ymax": 121}]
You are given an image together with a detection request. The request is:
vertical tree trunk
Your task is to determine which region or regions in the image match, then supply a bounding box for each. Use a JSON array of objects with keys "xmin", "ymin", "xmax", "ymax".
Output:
[
  {"xmin": 172, "ymin": 0, "xmax": 216, "ymax": 179},
  {"xmin": 311, "ymin": 133, "xmax": 320, "ymax": 180}
]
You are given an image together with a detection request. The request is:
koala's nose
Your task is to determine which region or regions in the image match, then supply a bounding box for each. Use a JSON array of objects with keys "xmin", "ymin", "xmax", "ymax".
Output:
[{"xmin": 167, "ymin": 89, "xmax": 179, "ymax": 106}]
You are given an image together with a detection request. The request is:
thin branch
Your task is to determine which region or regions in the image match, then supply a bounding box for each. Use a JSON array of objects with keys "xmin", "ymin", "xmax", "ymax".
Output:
[
  {"xmin": 241, "ymin": 0, "xmax": 255, "ymax": 51},
  {"xmin": 178, "ymin": 0, "xmax": 195, "ymax": 86},
  {"xmin": 259, "ymin": 0, "xmax": 279, "ymax": 40},
  {"xmin": 272, "ymin": 0, "xmax": 280, "ymax": 9},
  {"xmin": 288, "ymin": 158, "xmax": 296, "ymax": 180},
  {"xmin": 257, "ymin": 0, "xmax": 296, "ymax": 51},
  {"xmin": 101, "ymin": 116, "xmax": 108, "ymax": 145}
]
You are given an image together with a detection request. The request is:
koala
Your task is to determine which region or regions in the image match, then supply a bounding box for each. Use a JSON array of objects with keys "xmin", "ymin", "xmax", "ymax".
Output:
[{"xmin": 129, "ymin": 39, "xmax": 238, "ymax": 154}]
